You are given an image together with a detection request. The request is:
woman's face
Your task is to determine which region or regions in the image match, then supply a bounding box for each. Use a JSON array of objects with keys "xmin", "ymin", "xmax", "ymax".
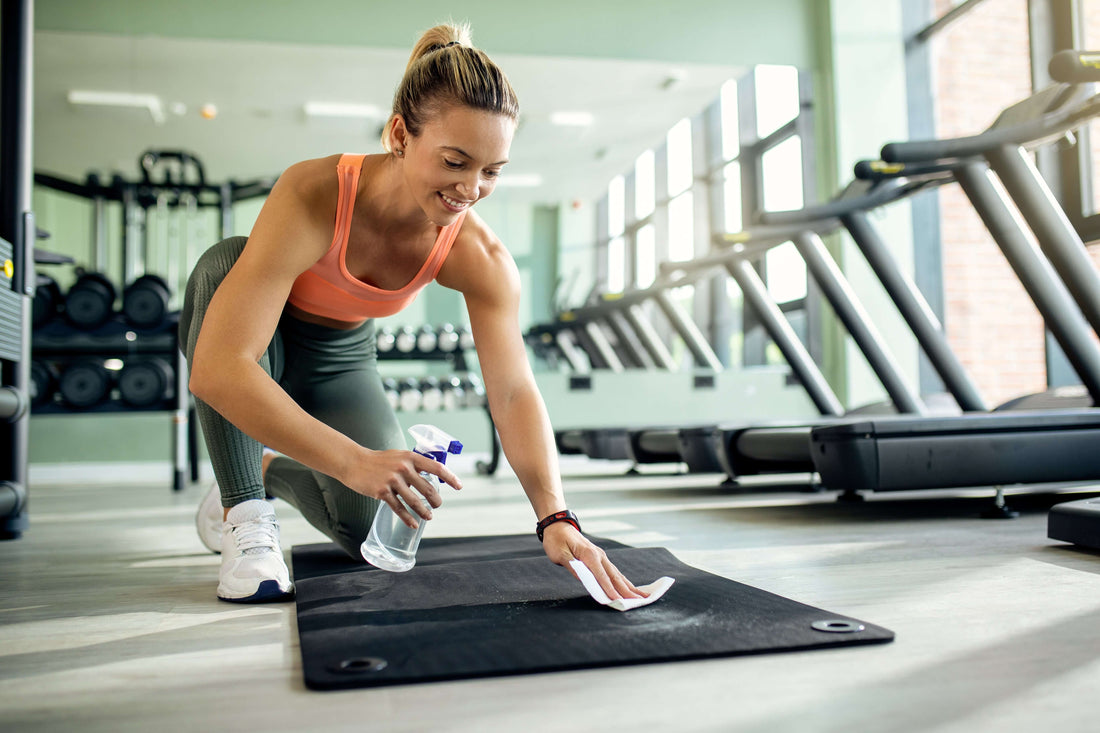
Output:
[{"xmin": 398, "ymin": 105, "xmax": 515, "ymax": 226}]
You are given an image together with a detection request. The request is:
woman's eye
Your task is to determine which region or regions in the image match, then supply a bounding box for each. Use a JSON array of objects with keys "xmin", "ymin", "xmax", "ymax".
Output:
[
  {"xmin": 484, "ymin": 169, "xmax": 501, "ymax": 179},
  {"xmin": 444, "ymin": 159, "xmax": 463, "ymax": 169}
]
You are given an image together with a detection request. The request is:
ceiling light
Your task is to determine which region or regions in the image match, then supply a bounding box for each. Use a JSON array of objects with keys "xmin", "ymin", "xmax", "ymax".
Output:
[
  {"xmin": 550, "ymin": 111, "xmax": 594, "ymax": 127},
  {"xmin": 303, "ymin": 101, "xmax": 381, "ymax": 119},
  {"xmin": 67, "ymin": 90, "xmax": 165, "ymax": 125},
  {"xmin": 496, "ymin": 173, "xmax": 543, "ymax": 188}
]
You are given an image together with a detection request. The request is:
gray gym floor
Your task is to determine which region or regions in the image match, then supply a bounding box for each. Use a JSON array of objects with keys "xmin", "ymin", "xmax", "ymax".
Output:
[{"xmin": 1, "ymin": 456, "xmax": 1098, "ymax": 732}]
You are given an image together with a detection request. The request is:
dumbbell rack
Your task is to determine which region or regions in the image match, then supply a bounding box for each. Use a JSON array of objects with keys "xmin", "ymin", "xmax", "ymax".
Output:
[
  {"xmin": 378, "ymin": 326, "xmax": 500, "ymax": 476},
  {"xmin": 31, "ymin": 312, "xmax": 195, "ymax": 491}
]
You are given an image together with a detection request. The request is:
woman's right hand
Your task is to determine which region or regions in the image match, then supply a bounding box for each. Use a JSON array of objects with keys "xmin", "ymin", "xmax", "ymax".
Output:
[{"xmin": 343, "ymin": 448, "xmax": 463, "ymax": 528}]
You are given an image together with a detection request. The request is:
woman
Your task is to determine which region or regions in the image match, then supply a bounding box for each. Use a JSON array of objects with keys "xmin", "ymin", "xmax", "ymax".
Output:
[{"xmin": 180, "ymin": 23, "xmax": 644, "ymax": 604}]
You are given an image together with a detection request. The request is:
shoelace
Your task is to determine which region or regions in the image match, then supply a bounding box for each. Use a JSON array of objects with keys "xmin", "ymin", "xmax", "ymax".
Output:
[{"xmin": 230, "ymin": 517, "xmax": 280, "ymax": 556}]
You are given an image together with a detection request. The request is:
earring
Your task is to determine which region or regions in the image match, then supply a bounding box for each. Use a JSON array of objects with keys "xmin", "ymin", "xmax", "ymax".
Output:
[{"xmin": 395, "ymin": 148, "xmax": 404, "ymax": 157}]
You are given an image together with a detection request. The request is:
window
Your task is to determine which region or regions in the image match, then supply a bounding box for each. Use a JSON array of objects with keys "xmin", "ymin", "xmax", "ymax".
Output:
[
  {"xmin": 583, "ymin": 63, "xmax": 815, "ymax": 372},
  {"xmin": 636, "ymin": 224, "xmax": 656, "ymax": 288},
  {"xmin": 607, "ymin": 236, "xmax": 625, "ymax": 294},
  {"xmin": 754, "ymin": 65, "xmax": 801, "ymax": 139},
  {"xmin": 720, "ymin": 79, "xmax": 740, "ymax": 162},
  {"xmin": 760, "ymin": 135, "xmax": 805, "ymax": 212},
  {"xmin": 667, "ymin": 118, "xmax": 693, "ymax": 197},
  {"xmin": 668, "ymin": 191, "xmax": 694, "ymax": 262},
  {"xmin": 635, "ymin": 149, "xmax": 655, "ymax": 220},
  {"xmin": 607, "ymin": 175, "xmax": 625, "ymax": 237}
]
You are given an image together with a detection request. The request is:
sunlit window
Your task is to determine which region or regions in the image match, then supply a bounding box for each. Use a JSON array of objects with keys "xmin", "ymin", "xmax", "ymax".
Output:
[
  {"xmin": 761, "ymin": 135, "xmax": 804, "ymax": 212},
  {"xmin": 635, "ymin": 149, "xmax": 655, "ymax": 220},
  {"xmin": 766, "ymin": 241, "xmax": 807, "ymax": 303},
  {"xmin": 608, "ymin": 175, "xmax": 625, "ymax": 237},
  {"xmin": 720, "ymin": 79, "xmax": 739, "ymax": 162},
  {"xmin": 667, "ymin": 118, "xmax": 693, "ymax": 197},
  {"xmin": 723, "ymin": 161, "xmax": 742, "ymax": 233},
  {"xmin": 754, "ymin": 65, "xmax": 800, "ymax": 139},
  {"xmin": 607, "ymin": 235, "xmax": 625, "ymax": 294},
  {"xmin": 636, "ymin": 224, "xmax": 656, "ymax": 288},
  {"xmin": 668, "ymin": 192, "xmax": 694, "ymax": 262}
]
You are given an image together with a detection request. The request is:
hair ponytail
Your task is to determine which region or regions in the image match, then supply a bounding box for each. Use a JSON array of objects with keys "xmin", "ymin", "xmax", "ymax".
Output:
[{"xmin": 381, "ymin": 22, "xmax": 519, "ymax": 151}]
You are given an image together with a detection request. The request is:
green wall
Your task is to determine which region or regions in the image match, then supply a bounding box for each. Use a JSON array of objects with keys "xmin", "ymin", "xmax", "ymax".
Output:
[{"xmin": 36, "ymin": 0, "xmax": 820, "ymax": 68}]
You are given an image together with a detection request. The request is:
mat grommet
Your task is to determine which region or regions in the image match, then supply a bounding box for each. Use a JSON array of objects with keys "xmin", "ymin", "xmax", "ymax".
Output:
[
  {"xmin": 332, "ymin": 657, "xmax": 388, "ymax": 674},
  {"xmin": 811, "ymin": 619, "xmax": 865, "ymax": 634}
]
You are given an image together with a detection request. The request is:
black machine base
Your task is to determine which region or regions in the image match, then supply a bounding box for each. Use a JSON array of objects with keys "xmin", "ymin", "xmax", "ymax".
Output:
[{"xmin": 1048, "ymin": 496, "xmax": 1100, "ymax": 550}]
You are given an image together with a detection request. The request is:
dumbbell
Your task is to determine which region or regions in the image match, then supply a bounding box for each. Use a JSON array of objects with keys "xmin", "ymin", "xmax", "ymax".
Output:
[
  {"xmin": 436, "ymin": 323, "xmax": 460, "ymax": 352},
  {"xmin": 419, "ymin": 376, "xmax": 443, "ymax": 411},
  {"xmin": 416, "ymin": 324, "xmax": 438, "ymax": 353},
  {"xmin": 118, "ymin": 356, "xmax": 175, "ymax": 407},
  {"xmin": 122, "ymin": 274, "xmax": 171, "ymax": 329},
  {"xmin": 460, "ymin": 373, "xmax": 486, "ymax": 408},
  {"xmin": 32, "ymin": 273, "xmax": 63, "ymax": 329},
  {"xmin": 397, "ymin": 377, "xmax": 422, "ymax": 411},
  {"xmin": 58, "ymin": 359, "xmax": 113, "ymax": 408},
  {"xmin": 395, "ymin": 326, "xmax": 417, "ymax": 354},
  {"xmin": 456, "ymin": 324, "xmax": 475, "ymax": 351},
  {"xmin": 382, "ymin": 377, "xmax": 400, "ymax": 410},
  {"xmin": 377, "ymin": 326, "xmax": 396, "ymax": 354},
  {"xmin": 30, "ymin": 360, "xmax": 59, "ymax": 408},
  {"xmin": 440, "ymin": 374, "xmax": 466, "ymax": 411},
  {"xmin": 65, "ymin": 272, "xmax": 117, "ymax": 329}
]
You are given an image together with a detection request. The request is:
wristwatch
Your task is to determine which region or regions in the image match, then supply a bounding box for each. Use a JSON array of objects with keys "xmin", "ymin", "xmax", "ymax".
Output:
[{"xmin": 536, "ymin": 509, "xmax": 581, "ymax": 542}]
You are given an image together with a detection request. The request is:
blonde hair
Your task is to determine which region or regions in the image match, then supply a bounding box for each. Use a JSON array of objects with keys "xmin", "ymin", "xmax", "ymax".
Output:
[{"xmin": 381, "ymin": 23, "xmax": 520, "ymax": 150}]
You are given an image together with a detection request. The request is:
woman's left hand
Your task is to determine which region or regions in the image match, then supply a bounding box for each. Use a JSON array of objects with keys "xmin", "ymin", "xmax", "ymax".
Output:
[{"xmin": 539, "ymin": 521, "xmax": 647, "ymax": 601}]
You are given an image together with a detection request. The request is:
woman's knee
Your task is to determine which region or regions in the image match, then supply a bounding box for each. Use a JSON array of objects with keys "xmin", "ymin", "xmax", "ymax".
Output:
[{"xmin": 327, "ymin": 492, "xmax": 380, "ymax": 560}]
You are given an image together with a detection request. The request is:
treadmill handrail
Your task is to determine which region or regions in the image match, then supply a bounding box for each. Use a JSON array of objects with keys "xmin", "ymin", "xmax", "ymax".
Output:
[
  {"xmin": 881, "ymin": 82, "xmax": 1100, "ymax": 163},
  {"xmin": 1049, "ymin": 50, "xmax": 1100, "ymax": 84},
  {"xmin": 761, "ymin": 175, "xmax": 948, "ymax": 227}
]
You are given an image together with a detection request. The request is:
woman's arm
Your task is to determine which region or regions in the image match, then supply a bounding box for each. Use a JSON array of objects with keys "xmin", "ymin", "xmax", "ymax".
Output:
[
  {"xmin": 188, "ymin": 158, "xmax": 458, "ymax": 526},
  {"xmin": 440, "ymin": 215, "xmax": 643, "ymax": 600}
]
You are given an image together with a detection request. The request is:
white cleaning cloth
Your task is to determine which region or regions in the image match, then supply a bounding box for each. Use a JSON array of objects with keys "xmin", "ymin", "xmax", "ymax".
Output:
[{"xmin": 569, "ymin": 559, "xmax": 675, "ymax": 612}]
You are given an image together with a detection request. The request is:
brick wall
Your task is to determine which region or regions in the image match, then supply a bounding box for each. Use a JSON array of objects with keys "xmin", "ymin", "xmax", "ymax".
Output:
[
  {"xmin": 930, "ymin": 0, "xmax": 1100, "ymax": 405},
  {"xmin": 931, "ymin": 0, "xmax": 1045, "ymax": 406}
]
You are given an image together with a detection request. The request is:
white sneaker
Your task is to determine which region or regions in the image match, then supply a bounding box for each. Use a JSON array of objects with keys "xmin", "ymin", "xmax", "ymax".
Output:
[
  {"xmin": 217, "ymin": 500, "xmax": 294, "ymax": 603},
  {"xmin": 196, "ymin": 484, "xmax": 223, "ymax": 554}
]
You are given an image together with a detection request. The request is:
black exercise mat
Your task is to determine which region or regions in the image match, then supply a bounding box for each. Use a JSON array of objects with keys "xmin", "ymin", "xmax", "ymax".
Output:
[{"xmin": 292, "ymin": 535, "xmax": 893, "ymax": 690}]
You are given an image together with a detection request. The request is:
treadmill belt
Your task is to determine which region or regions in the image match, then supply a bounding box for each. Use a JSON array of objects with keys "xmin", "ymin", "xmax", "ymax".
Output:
[{"xmin": 292, "ymin": 535, "xmax": 893, "ymax": 690}]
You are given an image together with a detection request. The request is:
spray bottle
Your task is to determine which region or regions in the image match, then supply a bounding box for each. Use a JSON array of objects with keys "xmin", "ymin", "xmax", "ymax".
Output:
[{"xmin": 360, "ymin": 424, "xmax": 463, "ymax": 572}]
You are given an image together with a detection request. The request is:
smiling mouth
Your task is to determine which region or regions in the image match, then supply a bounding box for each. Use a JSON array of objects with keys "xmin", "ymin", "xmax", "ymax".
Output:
[{"xmin": 439, "ymin": 193, "xmax": 472, "ymax": 211}]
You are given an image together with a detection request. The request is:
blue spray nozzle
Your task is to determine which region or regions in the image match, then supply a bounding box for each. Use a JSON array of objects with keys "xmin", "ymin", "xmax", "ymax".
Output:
[{"xmin": 409, "ymin": 424, "xmax": 463, "ymax": 465}]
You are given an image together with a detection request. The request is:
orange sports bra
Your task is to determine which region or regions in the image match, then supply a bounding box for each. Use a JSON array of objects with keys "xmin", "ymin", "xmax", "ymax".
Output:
[{"xmin": 286, "ymin": 153, "xmax": 466, "ymax": 322}]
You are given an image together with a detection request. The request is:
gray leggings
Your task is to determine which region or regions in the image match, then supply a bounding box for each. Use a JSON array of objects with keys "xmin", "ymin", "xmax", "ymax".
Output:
[{"xmin": 179, "ymin": 236, "xmax": 405, "ymax": 558}]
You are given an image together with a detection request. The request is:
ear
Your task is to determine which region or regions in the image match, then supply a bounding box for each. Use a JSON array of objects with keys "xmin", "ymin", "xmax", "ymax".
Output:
[{"xmin": 388, "ymin": 115, "xmax": 410, "ymax": 153}]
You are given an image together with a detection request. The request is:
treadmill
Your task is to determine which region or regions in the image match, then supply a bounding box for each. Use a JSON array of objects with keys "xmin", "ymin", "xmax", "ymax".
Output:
[
  {"xmin": 647, "ymin": 167, "xmax": 980, "ymax": 485},
  {"xmin": 535, "ymin": 266, "xmax": 731, "ymax": 464},
  {"xmin": 807, "ymin": 51, "xmax": 1100, "ymax": 519}
]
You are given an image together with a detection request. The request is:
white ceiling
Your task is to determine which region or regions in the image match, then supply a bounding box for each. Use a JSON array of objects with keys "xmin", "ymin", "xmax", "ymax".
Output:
[{"xmin": 33, "ymin": 31, "xmax": 745, "ymax": 205}]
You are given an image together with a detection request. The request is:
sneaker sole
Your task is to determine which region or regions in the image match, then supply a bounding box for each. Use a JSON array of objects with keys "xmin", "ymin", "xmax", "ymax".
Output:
[{"xmin": 217, "ymin": 579, "xmax": 295, "ymax": 604}]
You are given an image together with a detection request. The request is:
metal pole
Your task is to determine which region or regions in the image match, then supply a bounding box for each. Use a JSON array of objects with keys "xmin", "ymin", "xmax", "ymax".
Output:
[
  {"xmin": 986, "ymin": 143, "xmax": 1100, "ymax": 337},
  {"xmin": 580, "ymin": 321, "xmax": 624, "ymax": 372},
  {"xmin": 842, "ymin": 210, "xmax": 988, "ymax": 411},
  {"xmin": 955, "ymin": 160, "xmax": 1100, "ymax": 401},
  {"xmin": 603, "ymin": 311, "xmax": 655, "ymax": 369},
  {"xmin": 791, "ymin": 231, "xmax": 926, "ymax": 415},
  {"xmin": 725, "ymin": 257, "xmax": 845, "ymax": 416},
  {"xmin": 623, "ymin": 303, "xmax": 678, "ymax": 370},
  {"xmin": 0, "ymin": 0, "xmax": 33, "ymax": 539},
  {"xmin": 653, "ymin": 290, "xmax": 724, "ymax": 371}
]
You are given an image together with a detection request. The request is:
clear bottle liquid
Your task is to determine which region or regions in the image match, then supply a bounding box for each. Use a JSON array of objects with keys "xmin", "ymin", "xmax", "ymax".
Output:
[
  {"xmin": 360, "ymin": 424, "xmax": 463, "ymax": 572},
  {"xmin": 359, "ymin": 494, "xmax": 427, "ymax": 572}
]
